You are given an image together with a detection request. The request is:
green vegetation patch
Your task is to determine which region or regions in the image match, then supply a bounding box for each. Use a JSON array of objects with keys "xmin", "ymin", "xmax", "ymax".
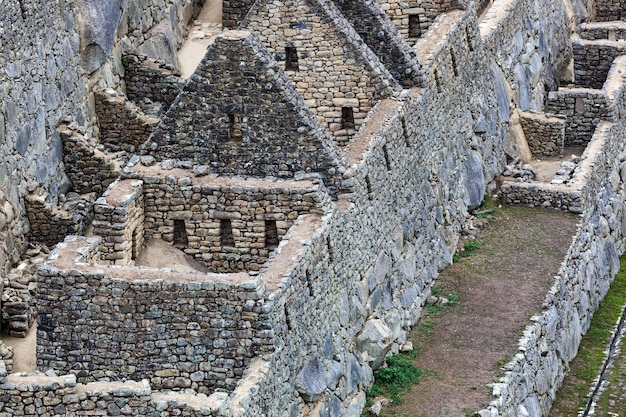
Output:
[
  {"xmin": 549, "ymin": 254, "xmax": 626, "ymax": 416},
  {"xmin": 367, "ymin": 351, "xmax": 422, "ymax": 405}
]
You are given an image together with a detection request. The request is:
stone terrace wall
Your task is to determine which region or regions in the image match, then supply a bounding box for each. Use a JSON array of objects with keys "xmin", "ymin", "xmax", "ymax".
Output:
[
  {"xmin": 332, "ymin": 0, "xmax": 423, "ymax": 87},
  {"xmin": 546, "ymin": 88, "xmax": 611, "ymax": 146},
  {"xmin": 519, "ymin": 111, "xmax": 565, "ymax": 157},
  {"xmin": 480, "ymin": 0, "xmax": 572, "ymax": 111},
  {"xmin": 377, "ymin": 0, "xmax": 463, "ymax": 46},
  {"xmin": 37, "ymin": 237, "xmax": 275, "ymax": 393},
  {"xmin": 0, "ymin": 0, "xmax": 90, "ymax": 276},
  {"xmin": 95, "ymin": 89, "xmax": 160, "ymax": 153},
  {"xmin": 24, "ymin": 190, "xmax": 85, "ymax": 248},
  {"xmin": 580, "ymin": 21, "xmax": 626, "ymax": 40},
  {"xmin": 122, "ymin": 51, "xmax": 184, "ymax": 116},
  {"xmin": 481, "ymin": 119, "xmax": 626, "ymax": 417},
  {"xmin": 572, "ymin": 37, "xmax": 626, "ymax": 89},
  {"xmin": 242, "ymin": 0, "xmax": 399, "ymax": 145}
]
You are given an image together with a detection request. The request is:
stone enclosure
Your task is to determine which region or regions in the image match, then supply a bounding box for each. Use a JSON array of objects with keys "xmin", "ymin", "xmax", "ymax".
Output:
[{"xmin": 1, "ymin": 0, "xmax": 626, "ymax": 416}]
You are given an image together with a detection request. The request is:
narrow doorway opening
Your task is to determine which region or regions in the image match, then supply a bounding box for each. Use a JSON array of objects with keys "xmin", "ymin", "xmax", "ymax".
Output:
[
  {"xmin": 173, "ymin": 220, "xmax": 188, "ymax": 248},
  {"xmin": 265, "ymin": 220, "xmax": 279, "ymax": 249},
  {"xmin": 409, "ymin": 14, "xmax": 421, "ymax": 38},
  {"xmin": 220, "ymin": 219, "xmax": 235, "ymax": 247},
  {"xmin": 285, "ymin": 46, "xmax": 299, "ymax": 71},
  {"xmin": 341, "ymin": 107, "xmax": 355, "ymax": 130}
]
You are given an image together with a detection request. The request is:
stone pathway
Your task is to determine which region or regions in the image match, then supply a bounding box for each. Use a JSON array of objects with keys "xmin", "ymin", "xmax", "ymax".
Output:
[{"xmin": 178, "ymin": 0, "xmax": 223, "ymax": 78}]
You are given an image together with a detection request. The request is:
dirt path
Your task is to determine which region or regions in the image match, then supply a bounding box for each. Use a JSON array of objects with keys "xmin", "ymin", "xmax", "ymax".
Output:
[
  {"xmin": 377, "ymin": 204, "xmax": 580, "ymax": 417},
  {"xmin": 178, "ymin": 0, "xmax": 223, "ymax": 78},
  {"xmin": 2, "ymin": 323, "xmax": 37, "ymax": 373}
]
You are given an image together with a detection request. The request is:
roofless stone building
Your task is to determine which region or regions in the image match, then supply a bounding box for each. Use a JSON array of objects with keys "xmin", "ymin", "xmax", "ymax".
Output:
[{"xmin": 1, "ymin": 0, "xmax": 626, "ymax": 416}]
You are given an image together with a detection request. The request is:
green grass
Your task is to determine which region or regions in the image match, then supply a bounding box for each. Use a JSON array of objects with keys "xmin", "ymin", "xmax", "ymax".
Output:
[
  {"xmin": 549, "ymin": 254, "xmax": 626, "ymax": 415},
  {"xmin": 453, "ymin": 240, "xmax": 481, "ymax": 262},
  {"xmin": 367, "ymin": 351, "xmax": 422, "ymax": 405}
]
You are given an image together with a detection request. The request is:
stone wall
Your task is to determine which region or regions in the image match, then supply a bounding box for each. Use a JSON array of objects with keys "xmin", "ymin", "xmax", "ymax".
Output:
[
  {"xmin": 122, "ymin": 51, "xmax": 184, "ymax": 115},
  {"xmin": 145, "ymin": 31, "xmax": 347, "ymax": 195},
  {"xmin": 572, "ymin": 37, "xmax": 626, "ymax": 89},
  {"xmin": 24, "ymin": 189, "xmax": 85, "ymax": 249},
  {"xmin": 60, "ymin": 124, "xmax": 121, "ymax": 195},
  {"xmin": 93, "ymin": 179, "xmax": 145, "ymax": 266},
  {"xmin": 593, "ymin": 0, "xmax": 626, "ymax": 21},
  {"xmin": 242, "ymin": 0, "xmax": 399, "ymax": 145},
  {"xmin": 546, "ymin": 88, "xmax": 611, "ymax": 146},
  {"xmin": 95, "ymin": 89, "xmax": 160, "ymax": 153},
  {"xmin": 377, "ymin": 0, "xmax": 463, "ymax": 45},
  {"xmin": 37, "ymin": 236, "xmax": 275, "ymax": 392},
  {"xmin": 223, "ymin": 0, "xmax": 256, "ymax": 28},
  {"xmin": 0, "ymin": 0, "xmax": 90, "ymax": 278},
  {"xmin": 580, "ymin": 21, "xmax": 626, "ymax": 40},
  {"xmin": 519, "ymin": 111, "xmax": 565, "ymax": 157},
  {"xmin": 332, "ymin": 0, "xmax": 423, "ymax": 87},
  {"xmin": 480, "ymin": 0, "xmax": 572, "ymax": 111},
  {"xmin": 481, "ymin": 118, "xmax": 626, "ymax": 417}
]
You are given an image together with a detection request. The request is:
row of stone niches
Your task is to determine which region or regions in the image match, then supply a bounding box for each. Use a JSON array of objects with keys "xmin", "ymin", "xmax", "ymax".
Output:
[
  {"xmin": 226, "ymin": 107, "xmax": 355, "ymax": 141},
  {"xmin": 169, "ymin": 219, "xmax": 279, "ymax": 249}
]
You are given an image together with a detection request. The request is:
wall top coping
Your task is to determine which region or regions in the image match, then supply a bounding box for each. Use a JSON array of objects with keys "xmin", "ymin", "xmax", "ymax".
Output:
[{"xmin": 413, "ymin": 9, "xmax": 465, "ymax": 63}]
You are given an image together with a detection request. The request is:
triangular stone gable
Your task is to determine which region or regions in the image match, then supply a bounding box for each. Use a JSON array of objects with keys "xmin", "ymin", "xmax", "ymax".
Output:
[
  {"xmin": 241, "ymin": 0, "xmax": 400, "ymax": 145},
  {"xmin": 332, "ymin": 0, "xmax": 423, "ymax": 87},
  {"xmin": 144, "ymin": 30, "xmax": 345, "ymax": 193}
]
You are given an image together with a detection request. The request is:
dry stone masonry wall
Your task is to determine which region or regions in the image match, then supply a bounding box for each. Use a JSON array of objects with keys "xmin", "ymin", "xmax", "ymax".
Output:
[
  {"xmin": 519, "ymin": 111, "xmax": 566, "ymax": 157},
  {"xmin": 3, "ymin": 0, "xmax": 626, "ymax": 417},
  {"xmin": 241, "ymin": 0, "xmax": 399, "ymax": 145}
]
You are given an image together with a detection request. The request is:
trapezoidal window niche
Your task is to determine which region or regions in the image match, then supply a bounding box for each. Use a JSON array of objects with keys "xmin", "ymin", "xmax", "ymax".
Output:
[
  {"xmin": 265, "ymin": 220, "xmax": 279, "ymax": 249},
  {"xmin": 173, "ymin": 219, "xmax": 188, "ymax": 247},
  {"xmin": 228, "ymin": 114, "xmax": 243, "ymax": 141},
  {"xmin": 220, "ymin": 219, "xmax": 235, "ymax": 247},
  {"xmin": 341, "ymin": 107, "xmax": 355, "ymax": 130},
  {"xmin": 285, "ymin": 46, "xmax": 299, "ymax": 71},
  {"xmin": 408, "ymin": 14, "xmax": 422, "ymax": 38}
]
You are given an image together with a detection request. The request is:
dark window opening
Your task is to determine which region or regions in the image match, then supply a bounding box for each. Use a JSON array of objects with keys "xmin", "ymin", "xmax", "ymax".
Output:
[
  {"xmin": 285, "ymin": 47, "xmax": 299, "ymax": 71},
  {"xmin": 450, "ymin": 49, "xmax": 458, "ymax": 76},
  {"xmin": 265, "ymin": 220, "xmax": 279, "ymax": 249},
  {"xmin": 383, "ymin": 144, "xmax": 391, "ymax": 171},
  {"xmin": 365, "ymin": 175, "xmax": 372, "ymax": 199},
  {"xmin": 173, "ymin": 220, "xmax": 188, "ymax": 248},
  {"xmin": 434, "ymin": 70, "xmax": 442, "ymax": 93},
  {"xmin": 220, "ymin": 219, "xmax": 235, "ymax": 247},
  {"xmin": 408, "ymin": 14, "xmax": 421, "ymax": 38},
  {"xmin": 341, "ymin": 107, "xmax": 355, "ymax": 130},
  {"xmin": 402, "ymin": 116, "xmax": 411, "ymax": 147},
  {"xmin": 327, "ymin": 235, "xmax": 333, "ymax": 262},
  {"xmin": 228, "ymin": 114, "xmax": 242, "ymax": 141},
  {"xmin": 466, "ymin": 25, "xmax": 474, "ymax": 51}
]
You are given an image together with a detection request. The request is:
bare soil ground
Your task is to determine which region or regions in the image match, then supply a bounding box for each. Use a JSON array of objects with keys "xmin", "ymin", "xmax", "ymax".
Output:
[
  {"xmin": 378, "ymin": 204, "xmax": 580, "ymax": 417},
  {"xmin": 531, "ymin": 146, "xmax": 586, "ymax": 182},
  {"xmin": 178, "ymin": 0, "xmax": 222, "ymax": 78}
]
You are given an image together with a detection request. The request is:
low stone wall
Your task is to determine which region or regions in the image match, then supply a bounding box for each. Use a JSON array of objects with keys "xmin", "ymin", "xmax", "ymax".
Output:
[
  {"xmin": 580, "ymin": 21, "xmax": 626, "ymax": 40},
  {"xmin": 24, "ymin": 189, "xmax": 85, "ymax": 248},
  {"xmin": 546, "ymin": 88, "xmax": 611, "ymax": 146},
  {"xmin": 572, "ymin": 37, "xmax": 626, "ymax": 89},
  {"xmin": 95, "ymin": 89, "xmax": 160, "ymax": 154},
  {"xmin": 37, "ymin": 236, "xmax": 275, "ymax": 392},
  {"xmin": 59, "ymin": 124, "xmax": 121, "ymax": 195},
  {"xmin": 519, "ymin": 111, "xmax": 565, "ymax": 157},
  {"xmin": 122, "ymin": 51, "xmax": 184, "ymax": 116}
]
